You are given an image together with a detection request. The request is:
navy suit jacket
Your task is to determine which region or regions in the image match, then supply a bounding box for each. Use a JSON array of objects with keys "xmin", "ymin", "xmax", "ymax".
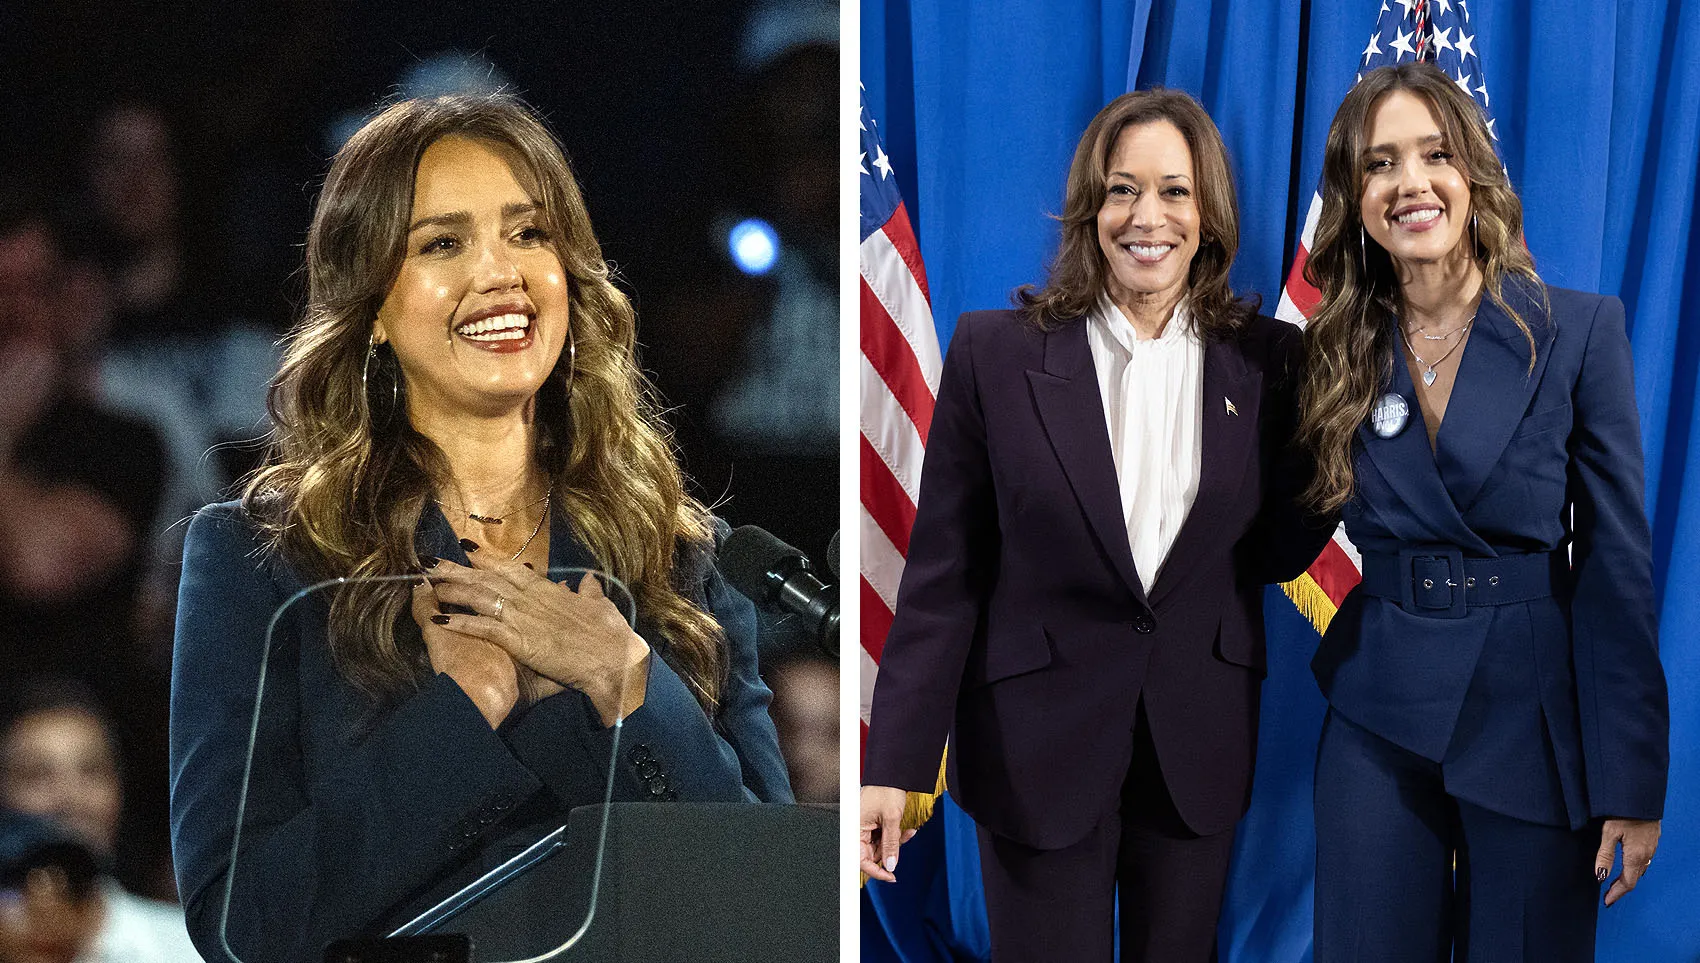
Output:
[
  {"xmin": 169, "ymin": 501, "xmax": 791, "ymax": 963},
  {"xmin": 1313, "ymin": 283, "xmax": 1668, "ymax": 829},
  {"xmin": 863, "ymin": 309, "xmax": 1328, "ymax": 849}
]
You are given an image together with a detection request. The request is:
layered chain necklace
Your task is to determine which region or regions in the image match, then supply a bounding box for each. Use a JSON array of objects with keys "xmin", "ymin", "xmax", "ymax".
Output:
[
  {"xmin": 441, "ymin": 485, "xmax": 553, "ymax": 561},
  {"xmin": 1399, "ymin": 314, "xmax": 1476, "ymax": 387}
]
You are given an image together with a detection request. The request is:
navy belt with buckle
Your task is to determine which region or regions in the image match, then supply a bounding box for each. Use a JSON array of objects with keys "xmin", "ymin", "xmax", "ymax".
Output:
[{"xmin": 1357, "ymin": 548, "xmax": 1567, "ymax": 619}]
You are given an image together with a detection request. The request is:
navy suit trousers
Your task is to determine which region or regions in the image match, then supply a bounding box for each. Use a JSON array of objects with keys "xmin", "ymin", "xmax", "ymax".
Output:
[{"xmin": 1314, "ymin": 709, "xmax": 1601, "ymax": 963}]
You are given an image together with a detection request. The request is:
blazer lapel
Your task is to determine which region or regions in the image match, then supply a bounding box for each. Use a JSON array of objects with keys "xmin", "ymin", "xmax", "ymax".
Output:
[
  {"xmin": 1148, "ymin": 337, "xmax": 1258, "ymax": 607},
  {"xmin": 1434, "ymin": 287, "xmax": 1557, "ymax": 513},
  {"xmin": 1357, "ymin": 341, "xmax": 1493, "ymax": 553},
  {"xmin": 545, "ymin": 505, "xmax": 597, "ymax": 573},
  {"xmin": 1026, "ymin": 319, "xmax": 1150, "ymax": 605},
  {"xmin": 417, "ymin": 505, "xmax": 469, "ymax": 564}
]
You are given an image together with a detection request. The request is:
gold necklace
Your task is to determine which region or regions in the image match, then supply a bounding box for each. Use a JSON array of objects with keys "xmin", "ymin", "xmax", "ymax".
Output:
[
  {"xmin": 505, "ymin": 487, "xmax": 551, "ymax": 561},
  {"xmin": 441, "ymin": 489, "xmax": 551, "ymax": 526}
]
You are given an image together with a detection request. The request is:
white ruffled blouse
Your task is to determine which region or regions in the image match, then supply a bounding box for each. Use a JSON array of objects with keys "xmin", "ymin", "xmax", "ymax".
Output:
[{"xmin": 1085, "ymin": 296, "xmax": 1205, "ymax": 591}]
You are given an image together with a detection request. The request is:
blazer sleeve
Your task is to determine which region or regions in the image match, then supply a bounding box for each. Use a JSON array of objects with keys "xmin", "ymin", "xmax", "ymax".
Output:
[
  {"xmin": 1566, "ymin": 295, "xmax": 1669, "ymax": 820},
  {"xmin": 169, "ymin": 506, "xmax": 546, "ymax": 963},
  {"xmin": 863, "ymin": 313, "xmax": 1000, "ymax": 792},
  {"xmin": 504, "ymin": 562, "xmax": 794, "ymax": 805},
  {"xmin": 1239, "ymin": 318, "xmax": 1338, "ymax": 584}
]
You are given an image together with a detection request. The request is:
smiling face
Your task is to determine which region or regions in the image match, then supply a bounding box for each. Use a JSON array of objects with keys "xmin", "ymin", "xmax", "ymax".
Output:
[
  {"xmin": 1359, "ymin": 89, "xmax": 1473, "ymax": 269},
  {"xmin": 1095, "ymin": 121, "xmax": 1201, "ymax": 316},
  {"xmin": 373, "ymin": 136, "xmax": 571, "ymax": 420}
]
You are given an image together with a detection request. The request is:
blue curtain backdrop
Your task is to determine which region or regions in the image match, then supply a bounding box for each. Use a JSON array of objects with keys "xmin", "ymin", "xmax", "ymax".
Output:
[{"xmin": 861, "ymin": 1, "xmax": 1700, "ymax": 960}]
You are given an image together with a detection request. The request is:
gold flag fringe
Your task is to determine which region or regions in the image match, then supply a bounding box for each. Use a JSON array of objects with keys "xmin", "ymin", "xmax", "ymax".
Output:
[
  {"xmin": 860, "ymin": 747, "xmax": 949, "ymax": 888},
  {"xmin": 900, "ymin": 746, "xmax": 950, "ymax": 831},
  {"xmin": 1280, "ymin": 572, "xmax": 1338, "ymax": 635}
]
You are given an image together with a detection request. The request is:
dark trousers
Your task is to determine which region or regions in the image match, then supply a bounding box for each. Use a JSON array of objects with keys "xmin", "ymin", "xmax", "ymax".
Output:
[
  {"xmin": 1314, "ymin": 708, "xmax": 1601, "ymax": 963},
  {"xmin": 975, "ymin": 702, "xmax": 1237, "ymax": 963}
]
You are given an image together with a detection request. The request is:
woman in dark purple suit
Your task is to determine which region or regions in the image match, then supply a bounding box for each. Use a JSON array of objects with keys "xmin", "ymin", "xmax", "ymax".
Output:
[{"xmin": 859, "ymin": 89, "xmax": 1329, "ymax": 963}]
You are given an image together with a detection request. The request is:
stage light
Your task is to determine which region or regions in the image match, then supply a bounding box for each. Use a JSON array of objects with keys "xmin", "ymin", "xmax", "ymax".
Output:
[{"xmin": 728, "ymin": 218, "xmax": 779, "ymax": 276}]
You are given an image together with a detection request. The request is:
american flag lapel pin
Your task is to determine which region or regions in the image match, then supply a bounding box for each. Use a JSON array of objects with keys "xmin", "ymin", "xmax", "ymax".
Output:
[{"xmin": 1225, "ymin": 397, "xmax": 1238, "ymax": 416}]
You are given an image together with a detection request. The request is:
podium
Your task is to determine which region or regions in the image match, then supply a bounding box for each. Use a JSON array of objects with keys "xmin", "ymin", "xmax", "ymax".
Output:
[{"xmin": 399, "ymin": 803, "xmax": 837, "ymax": 962}]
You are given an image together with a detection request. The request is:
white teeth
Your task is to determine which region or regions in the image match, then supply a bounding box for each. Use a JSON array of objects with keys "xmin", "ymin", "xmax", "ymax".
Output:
[
  {"xmin": 1395, "ymin": 209, "xmax": 1442, "ymax": 224},
  {"xmin": 455, "ymin": 312, "xmax": 531, "ymax": 340},
  {"xmin": 1126, "ymin": 243, "xmax": 1173, "ymax": 259}
]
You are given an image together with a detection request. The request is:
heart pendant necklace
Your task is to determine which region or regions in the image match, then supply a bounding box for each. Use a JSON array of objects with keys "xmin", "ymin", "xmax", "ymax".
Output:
[{"xmin": 1400, "ymin": 315, "xmax": 1474, "ymax": 387}]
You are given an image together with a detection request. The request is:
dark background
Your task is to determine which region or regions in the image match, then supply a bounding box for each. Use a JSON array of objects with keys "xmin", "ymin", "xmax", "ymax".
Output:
[{"xmin": 0, "ymin": 0, "xmax": 839, "ymax": 905}]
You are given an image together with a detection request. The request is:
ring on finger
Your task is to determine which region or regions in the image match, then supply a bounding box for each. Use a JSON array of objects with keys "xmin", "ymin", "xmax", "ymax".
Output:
[{"xmin": 493, "ymin": 594, "xmax": 507, "ymax": 621}]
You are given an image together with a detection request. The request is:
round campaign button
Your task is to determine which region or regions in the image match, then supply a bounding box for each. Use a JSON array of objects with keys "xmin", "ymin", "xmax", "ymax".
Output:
[{"xmin": 1371, "ymin": 392, "xmax": 1410, "ymax": 439}]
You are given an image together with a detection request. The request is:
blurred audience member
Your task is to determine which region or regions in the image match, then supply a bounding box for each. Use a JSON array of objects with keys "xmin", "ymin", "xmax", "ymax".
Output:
[
  {"xmin": 0, "ymin": 205, "xmax": 166, "ymax": 656},
  {"xmin": 0, "ymin": 682, "xmax": 121, "ymax": 859},
  {"xmin": 0, "ymin": 680, "xmax": 197, "ymax": 962},
  {"xmin": 72, "ymin": 104, "xmax": 279, "ymax": 658},
  {"xmin": 84, "ymin": 105, "xmax": 188, "ymax": 336},
  {"xmin": 0, "ymin": 205, "xmax": 173, "ymax": 901},
  {"xmin": 711, "ymin": 2, "xmax": 837, "ymax": 457},
  {"xmin": 766, "ymin": 654, "xmax": 839, "ymax": 804},
  {"xmin": 0, "ymin": 812, "xmax": 103, "ymax": 963}
]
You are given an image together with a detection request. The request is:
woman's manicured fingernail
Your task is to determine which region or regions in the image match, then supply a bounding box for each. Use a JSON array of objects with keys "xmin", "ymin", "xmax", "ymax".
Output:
[
  {"xmin": 430, "ymin": 614, "xmax": 451, "ymax": 625},
  {"xmin": 459, "ymin": 538, "xmax": 479, "ymax": 553},
  {"xmin": 419, "ymin": 554, "xmax": 439, "ymax": 569},
  {"xmin": 522, "ymin": 562, "xmax": 534, "ymax": 570},
  {"xmin": 883, "ymin": 857, "xmax": 897, "ymax": 873},
  {"xmin": 1596, "ymin": 867, "xmax": 1609, "ymax": 882}
]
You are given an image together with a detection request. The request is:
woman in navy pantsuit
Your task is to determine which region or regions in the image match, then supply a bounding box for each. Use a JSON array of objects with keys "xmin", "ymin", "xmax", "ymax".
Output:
[
  {"xmin": 1298, "ymin": 63, "xmax": 1667, "ymax": 962},
  {"xmin": 169, "ymin": 95, "xmax": 790, "ymax": 963},
  {"xmin": 860, "ymin": 90, "xmax": 1329, "ymax": 963}
]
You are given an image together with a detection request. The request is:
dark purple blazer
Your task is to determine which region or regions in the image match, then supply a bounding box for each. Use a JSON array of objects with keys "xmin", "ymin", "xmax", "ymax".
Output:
[{"xmin": 863, "ymin": 308, "xmax": 1329, "ymax": 849}]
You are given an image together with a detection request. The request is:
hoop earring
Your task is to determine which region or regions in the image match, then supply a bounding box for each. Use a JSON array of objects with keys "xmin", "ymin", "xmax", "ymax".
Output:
[
  {"xmin": 563, "ymin": 321, "xmax": 577, "ymax": 400},
  {"xmin": 362, "ymin": 333, "xmax": 378, "ymax": 394},
  {"xmin": 362, "ymin": 333, "xmax": 399, "ymax": 422},
  {"xmin": 1471, "ymin": 211, "xmax": 1480, "ymax": 255},
  {"xmin": 1360, "ymin": 223, "xmax": 1369, "ymax": 274}
]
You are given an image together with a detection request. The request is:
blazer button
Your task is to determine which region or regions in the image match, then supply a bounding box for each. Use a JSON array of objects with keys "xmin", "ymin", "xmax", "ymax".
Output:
[{"xmin": 1133, "ymin": 613, "xmax": 1156, "ymax": 634}]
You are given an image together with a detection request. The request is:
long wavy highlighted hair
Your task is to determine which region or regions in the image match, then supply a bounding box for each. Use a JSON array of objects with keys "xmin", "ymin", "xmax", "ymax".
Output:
[
  {"xmin": 1016, "ymin": 88, "xmax": 1257, "ymax": 338},
  {"xmin": 1296, "ymin": 62, "xmax": 1546, "ymax": 514},
  {"xmin": 242, "ymin": 94, "xmax": 725, "ymax": 713}
]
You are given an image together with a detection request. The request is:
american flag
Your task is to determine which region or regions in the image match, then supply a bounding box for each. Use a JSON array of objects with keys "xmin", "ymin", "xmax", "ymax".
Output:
[
  {"xmin": 859, "ymin": 89, "xmax": 942, "ymax": 754},
  {"xmin": 1275, "ymin": 0, "xmax": 1500, "ymax": 631}
]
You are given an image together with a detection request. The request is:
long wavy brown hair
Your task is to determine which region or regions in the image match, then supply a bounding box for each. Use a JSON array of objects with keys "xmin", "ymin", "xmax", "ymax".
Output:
[
  {"xmin": 242, "ymin": 94, "xmax": 726, "ymax": 713},
  {"xmin": 1016, "ymin": 88, "xmax": 1257, "ymax": 338},
  {"xmin": 1296, "ymin": 62, "xmax": 1546, "ymax": 514}
]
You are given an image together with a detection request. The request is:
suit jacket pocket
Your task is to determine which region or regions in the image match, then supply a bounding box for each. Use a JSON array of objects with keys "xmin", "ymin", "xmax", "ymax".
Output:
[
  {"xmin": 1214, "ymin": 614, "xmax": 1266, "ymax": 677},
  {"xmin": 964, "ymin": 623, "xmax": 1054, "ymax": 688}
]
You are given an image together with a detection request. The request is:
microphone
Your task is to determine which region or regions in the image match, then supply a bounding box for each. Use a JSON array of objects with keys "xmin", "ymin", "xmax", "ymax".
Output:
[
  {"xmin": 720, "ymin": 526, "xmax": 838, "ymax": 654},
  {"xmin": 825, "ymin": 531, "xmax": 840, "ymax": 581}
]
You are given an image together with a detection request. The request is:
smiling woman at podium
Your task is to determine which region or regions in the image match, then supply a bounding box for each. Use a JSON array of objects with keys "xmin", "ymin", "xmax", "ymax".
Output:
[{"xmin": 167, "ymin": 94, "xmax": 792, "ymax": 963}]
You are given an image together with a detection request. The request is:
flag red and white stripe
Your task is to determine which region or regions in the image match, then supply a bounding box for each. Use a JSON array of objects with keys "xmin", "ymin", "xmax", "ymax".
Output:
[{"xmin": 859, "ymin": 94, "xmax": 942, "ymax": 755}]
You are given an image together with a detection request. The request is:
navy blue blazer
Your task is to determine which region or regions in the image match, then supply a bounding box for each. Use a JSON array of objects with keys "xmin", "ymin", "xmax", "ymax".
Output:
[
  {"xmin": 864, "ymin": 309, "xmax": 1328, "ymax": 849},
  {"xmin": 1313, "ymin": 283, "xmax": 1668, "ymax": 829},
  {"xmin": 169, "ymin": 501, "xmax": 791, "ymax": 963}
]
